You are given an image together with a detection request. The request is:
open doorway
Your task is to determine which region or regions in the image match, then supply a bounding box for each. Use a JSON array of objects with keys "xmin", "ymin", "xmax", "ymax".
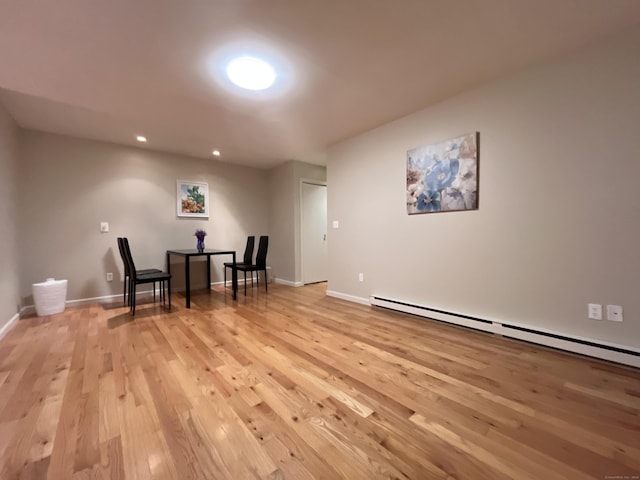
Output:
[{"xmin": 301, "ymin": 181, "xmax": 327, "ymax": 284}]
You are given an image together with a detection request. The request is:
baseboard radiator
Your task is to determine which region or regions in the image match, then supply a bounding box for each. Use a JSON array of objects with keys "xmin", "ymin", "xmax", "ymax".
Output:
[{"xmin": 370, "ymin": 296, "xmax": 640, "ymax": 369}]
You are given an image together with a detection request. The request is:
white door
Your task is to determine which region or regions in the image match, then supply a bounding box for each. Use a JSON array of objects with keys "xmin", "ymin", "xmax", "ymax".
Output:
[{"xmin": 302, "ymin": 182, "xmax": 327, "ymax": 284}]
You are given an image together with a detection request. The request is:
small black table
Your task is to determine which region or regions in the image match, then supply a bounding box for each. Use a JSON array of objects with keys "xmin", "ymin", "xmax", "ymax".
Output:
[{"xmin": 166, "ymin": 249, "xmax": 237, "ymax": 307}]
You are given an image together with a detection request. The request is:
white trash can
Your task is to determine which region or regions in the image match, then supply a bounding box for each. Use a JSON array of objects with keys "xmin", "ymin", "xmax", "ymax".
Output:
[{"xmin": 32, "ymin": 278, "xmax": 68, "ymax": 316}]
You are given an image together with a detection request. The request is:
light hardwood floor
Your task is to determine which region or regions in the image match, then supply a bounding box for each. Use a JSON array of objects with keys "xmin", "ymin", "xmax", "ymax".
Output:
[{"xmin": 0, "ymin": 283, "xmax": 638, "ymax": 479}]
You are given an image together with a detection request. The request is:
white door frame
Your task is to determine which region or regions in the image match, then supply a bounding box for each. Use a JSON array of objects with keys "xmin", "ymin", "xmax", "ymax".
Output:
[{"xmin": 299, "ymin": 179, "xmax": 327, "ymax": 285}]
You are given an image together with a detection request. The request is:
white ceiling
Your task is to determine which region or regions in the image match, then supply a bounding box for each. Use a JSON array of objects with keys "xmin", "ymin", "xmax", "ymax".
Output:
[{"xmin": 2, "ymin": 0, "xmax": 640, "ymax": 169}]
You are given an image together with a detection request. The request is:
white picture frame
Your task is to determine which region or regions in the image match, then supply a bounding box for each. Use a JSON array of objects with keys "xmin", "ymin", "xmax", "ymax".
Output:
[{"xmin": 177, "ymin": 180, "xmax": 209, "ymax": 218}]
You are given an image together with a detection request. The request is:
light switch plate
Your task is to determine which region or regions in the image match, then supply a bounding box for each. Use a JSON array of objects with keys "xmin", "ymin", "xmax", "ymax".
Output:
[
  {"xmin": 588, "ymin": 303, "xmax": 602, "ymax": 320},
  {"xmin": 100, "ymin": 222, "xmax": 109, "ymax": 233},
  {"xmin": 332, "ymin": 220, "xmax": 339, "ymax": 229}
]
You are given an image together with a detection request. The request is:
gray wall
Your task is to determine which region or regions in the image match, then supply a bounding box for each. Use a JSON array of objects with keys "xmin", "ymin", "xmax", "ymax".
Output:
[
  {"xmin": 268, "ymin": 160, "xmax": 326, "ymax": 285},
  {"xmin": 268, "ymin": 161, "xmax": 295, "ymax": 283},
  {"xmin": 0, "ymin": 103, "xmax": 19, "ymax": 330},
  {"xmin": 16, "ymin": 131, "xmax": 269, "ymax": 304},
  {"xmin": 327, "ymin": 25, "xmax": 640, "ymax": 349}
]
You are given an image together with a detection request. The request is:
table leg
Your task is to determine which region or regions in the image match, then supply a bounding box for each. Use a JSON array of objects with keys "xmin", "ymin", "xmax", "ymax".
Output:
[
  {"xmin": 165, "ymin": 252, "xmax": 171, "ymax": 309},
  {"xmin": 232, "ymin": 252, "xmax": 237, "ymax": 300},
  {"xmin": 207, "ymin": 254, "xmax": 211, "ymax": 290},
  {"xmin": 185, "ymin": 256, "xmax": 191, "ymax": 308}
]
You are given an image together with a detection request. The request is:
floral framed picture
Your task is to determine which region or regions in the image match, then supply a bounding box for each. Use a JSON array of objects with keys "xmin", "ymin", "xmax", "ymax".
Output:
[
  {"xmin": 406, "ymin": 132, "xmax": 479, "ymax": 214},
  {"xmin": 177, "ymin": 180, "xmax": 209, "ymax": 217}
]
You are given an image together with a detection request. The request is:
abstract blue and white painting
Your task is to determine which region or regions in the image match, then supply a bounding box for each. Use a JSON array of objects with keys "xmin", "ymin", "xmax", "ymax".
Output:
[{"xmin": 406, "ymin": 132, "xmax": 478, "ymax": 214}]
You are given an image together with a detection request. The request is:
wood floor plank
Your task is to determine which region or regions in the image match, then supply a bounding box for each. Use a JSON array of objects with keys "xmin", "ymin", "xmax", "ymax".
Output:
[
  {"xmin": 141, "ymin": 360, "xmax": 206, "ymax": 480},
  {"xmin": 98, "ymin": 371, "xmax": 120, "ymax": 443},
  {"xmin": 0, "ymin": 283, "xmax": 638, "ymax": 479},
  {"xmin": 46, "ymin": 364, "xmax": 83, "ymax": 480}
]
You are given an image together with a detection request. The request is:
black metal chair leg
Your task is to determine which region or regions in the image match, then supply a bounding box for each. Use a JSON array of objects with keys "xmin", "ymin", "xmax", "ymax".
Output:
[
  {"xmin": 167, "ymin": 277, "xmax": 171, "ymax": 309},
  {"xmin": 131, "ymin": 281, "xmax": 136, "ymax": 315}
]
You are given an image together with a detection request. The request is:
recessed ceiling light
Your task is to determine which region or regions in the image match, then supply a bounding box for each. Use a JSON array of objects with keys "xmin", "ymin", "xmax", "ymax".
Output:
[
  {"xmin": 226, "ymin": 56, "xmax": 276, "ymax": 91},
  {"xmin": 136, "ymin": 135, "xmax": 147, "ymax": 142},
  {"xmin": 212, "ymin": 150, "xmax": 221, "ymax": 156}
]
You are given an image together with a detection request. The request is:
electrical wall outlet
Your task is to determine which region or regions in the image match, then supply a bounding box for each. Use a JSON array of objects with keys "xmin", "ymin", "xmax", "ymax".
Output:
[
  {"xmin": 606, "ymin": 304, "xmax": 623, "ymax": 322},
  {"xmin": 100, "ymin": 222, "xmax": 109, "ymax": 233},
  {"xmin": 588, "ymin": 303, "xmax": 602, "ymax": 320},
  {"xmin": 106, "ymin": 272, "xmax": 113, "ymax": 282}
]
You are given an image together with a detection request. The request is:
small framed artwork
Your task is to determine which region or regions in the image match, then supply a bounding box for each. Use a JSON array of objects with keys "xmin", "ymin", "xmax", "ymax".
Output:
[
  {"xmin": 406, "ymin": 132, "xmax": 479, "ymax": 214},
  {"xmin": 177, "ymin": 180, "xmax": 209, "ymax": 217}
]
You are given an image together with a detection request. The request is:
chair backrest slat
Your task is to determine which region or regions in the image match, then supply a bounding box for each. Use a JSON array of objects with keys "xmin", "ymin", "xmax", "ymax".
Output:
[
  {"xmin": 117, "ymin": 237, "xmax": 131, "ymax": 276},
  {"xmin": 122, "ymin": 237, "xmax": 138, "ymax": 278},
  {"xmin": 255, "ymin": 236, "xmax": 269, "ymax": 268},
  {"xmin": 243, "ymin": 236, "xmax": 256, "ymax": 265}
]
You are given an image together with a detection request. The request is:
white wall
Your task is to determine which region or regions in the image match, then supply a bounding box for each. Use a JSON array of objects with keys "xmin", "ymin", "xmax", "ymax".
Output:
[
  {"xmin": 327, "ymin": 25, "xmax": 640, "ymax": 349},
  {"xmin": 17, "ymin": 131, "xmax": 269, "ymax": 304},
  {"xmin": 0, "ymin": 103, "xmax": 19, "ymax": 330}
]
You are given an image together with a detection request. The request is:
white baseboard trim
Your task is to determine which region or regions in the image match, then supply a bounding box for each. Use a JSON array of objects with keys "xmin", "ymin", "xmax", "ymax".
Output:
[
  {"xmin": 22, "ymin": 281, "xmax": 255, "ymax": 316},
  {"xmin": 215, "ymin": 278, "xmax": 263, "ymax": 288},
  {"xmin": 275, "ymin": 278, "xmax": 304, "ymax": 287},
  {"xmin": 20, "ymin": 288, "xmax": 158, "ymax": 317},
  {"xmin": 369, "ymin": 295, "xmax": 640, "ymax": 369},
  {"xmin": 326, "ymin": 290, "xmax": 371, "ymax": 306},
  {"xmin": 0, "ymin": 313, "xmax": 19, "ymax": 340}
]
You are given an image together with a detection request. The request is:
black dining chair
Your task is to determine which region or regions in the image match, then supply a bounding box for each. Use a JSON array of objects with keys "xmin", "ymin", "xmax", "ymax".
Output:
[
  {"xmin": 121, "ymin": 238, "xmax": 172, "ymax": 315},
  {"xmin": 224, "ymin": 235, "xmax": 255, "ymax": 287},
  {"xmin": 117, "ymin": 237, "xmax": 162, "ymax": 306},
  {"xmin": 233, "ymin": 235, "xmax": 268, "ymax": 295}
]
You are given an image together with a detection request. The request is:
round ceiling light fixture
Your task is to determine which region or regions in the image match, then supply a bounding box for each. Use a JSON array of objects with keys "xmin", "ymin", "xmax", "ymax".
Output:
[{"xmin": 226, "ymin": 56, "xmax": 276, "ymax": 91}]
